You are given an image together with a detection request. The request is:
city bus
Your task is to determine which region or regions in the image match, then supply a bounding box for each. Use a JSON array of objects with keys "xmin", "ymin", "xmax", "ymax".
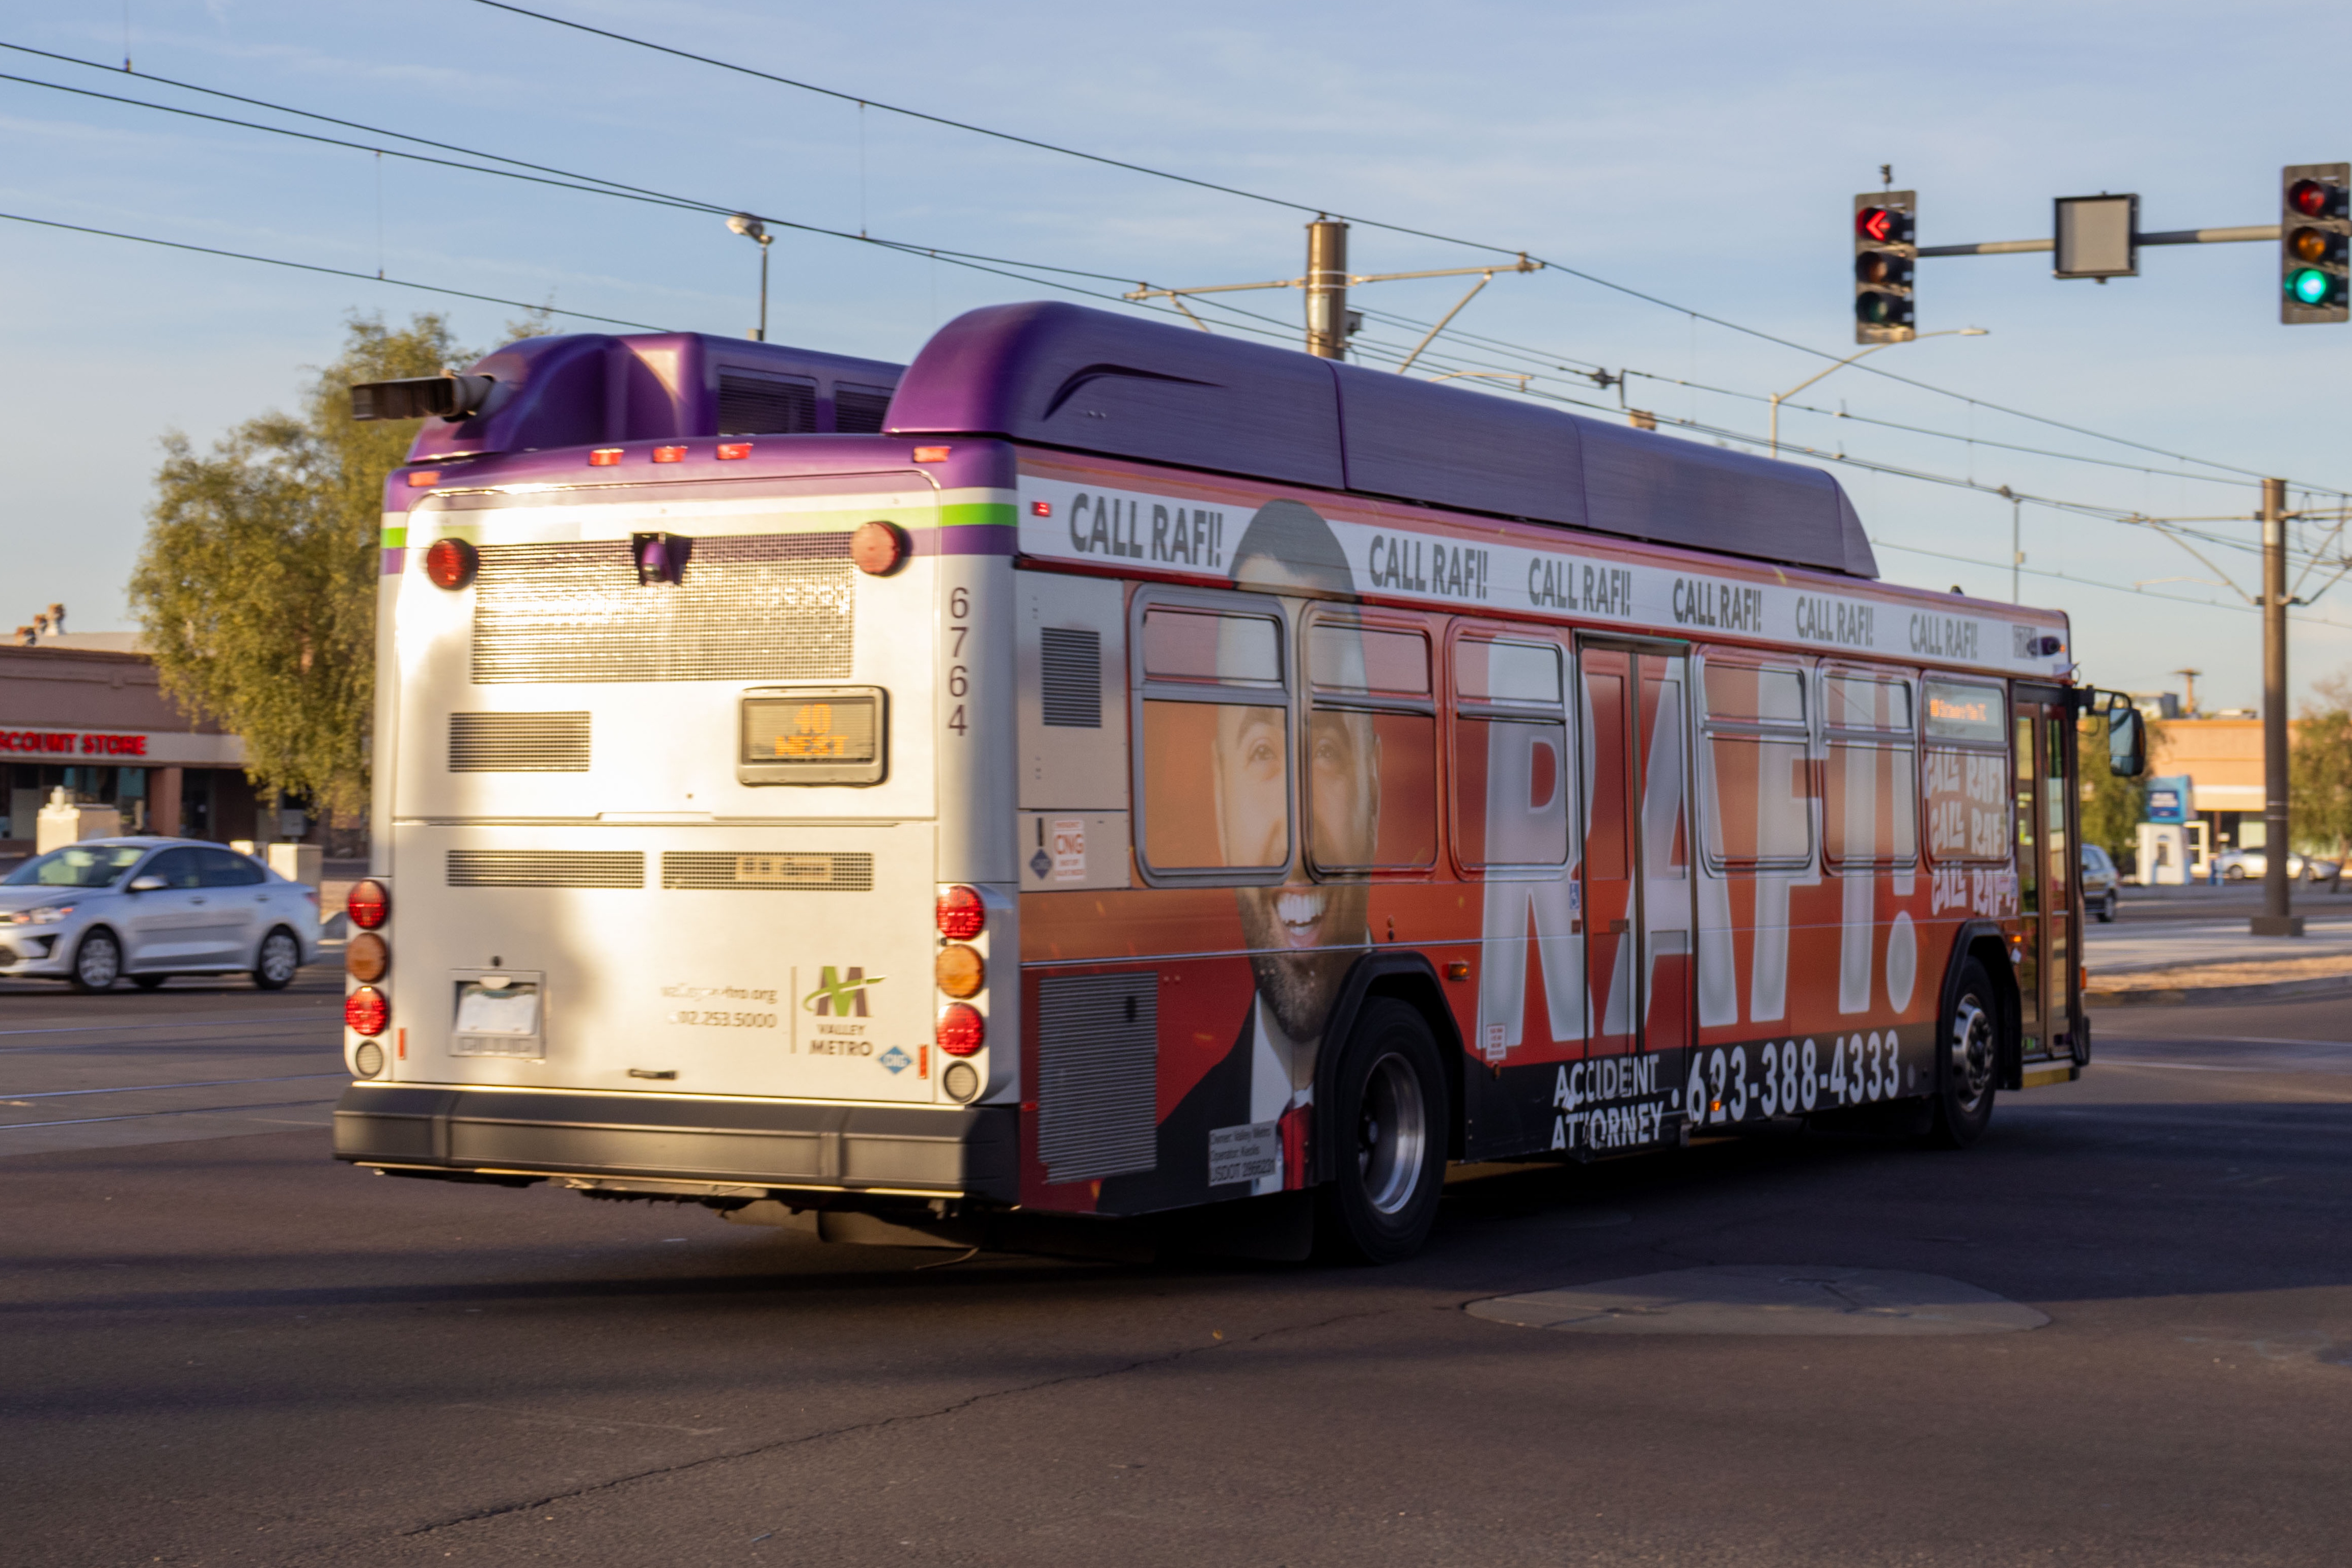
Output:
[{"xmin": 332, "ymin": 301, "xmax": 2098, "ymax": 1263}]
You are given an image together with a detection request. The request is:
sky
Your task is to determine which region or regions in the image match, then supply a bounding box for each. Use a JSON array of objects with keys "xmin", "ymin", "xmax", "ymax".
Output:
[{"xmin": 4, "ymin": 0, "xmax": 2348, "ymax": 710}]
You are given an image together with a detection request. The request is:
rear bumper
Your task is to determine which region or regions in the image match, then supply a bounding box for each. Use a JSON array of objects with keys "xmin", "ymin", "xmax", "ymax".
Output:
[{"xmin": 333, "ymin": 1083, "xmax": 1018, "ymax": 1203}]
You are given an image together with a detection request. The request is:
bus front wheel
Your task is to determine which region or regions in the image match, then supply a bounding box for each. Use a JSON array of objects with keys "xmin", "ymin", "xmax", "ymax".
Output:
[
  {"xmin": 1317, "ymin": 998, "xmax": 1447, "ymax": 1265},
  {"xmin": 1930, "ymin": 957, "xmax": 2000, "ymax": 1149}
]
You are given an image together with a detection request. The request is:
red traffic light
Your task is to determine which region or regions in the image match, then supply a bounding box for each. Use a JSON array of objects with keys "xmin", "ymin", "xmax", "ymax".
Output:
[
  {"xmin": 1855, "ymin": 207, "xmax": 1895, "ymax": 243},
  {"xmin": 2289, "ymin": 179, "xmax": 2336, "ymax": 219}
]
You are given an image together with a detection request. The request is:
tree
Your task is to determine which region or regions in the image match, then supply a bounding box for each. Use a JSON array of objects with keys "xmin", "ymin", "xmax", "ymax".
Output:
[
  {"xmin": 130, "ymin": 312, "xmax": 542, "ymax": 824},
  {"xmin": 2291, "ymin": 673, "xmax": 2352, "ymax": 857},
  {"xmin": 2078, "ymin": 709, "xmax": 2155, "ymax": 863}
]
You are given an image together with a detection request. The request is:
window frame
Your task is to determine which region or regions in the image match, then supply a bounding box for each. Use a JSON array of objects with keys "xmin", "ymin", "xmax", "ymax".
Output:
[
  {"xmin": 1818, "ymin": 663, "xmax": 1922, "ymax": 872},
  {"xmin": 1127, "ymin": 586, "xmax": 1296, "ymax": 887},
  {"xmin": 1447, "ymin": 626, "xmax": 1572, "ymax": 875},
  {"xmin": 1302, "ymin": 610, "xmax": 1438, "ymax": 878},
  {"xmin": 1694, "ymin": 653, "xmax": 1816, "ymax": 874}
]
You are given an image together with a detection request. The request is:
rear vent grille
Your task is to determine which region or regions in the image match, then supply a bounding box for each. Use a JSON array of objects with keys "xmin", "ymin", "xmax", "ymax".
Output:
[
  {"xmin": 717, "ymin": 373, "xmax": 817, "ymax": 435},
  {"xmin": 446, "ymin": 850, "xmax": 645, "ymax": 888},
  {"xmin": 660, "ymin": 851, "xmax": 874, "ymax": 891},
  {"xmin": 834, "ymin": 384, "xmax": 893, "ymax": 434},
  {"xmin": 1039, "ymin": 628, "xmax": 1102, "ymax": 727},
  {"xmin": 448, "ymin": 712, "xmax": 590, "ymax": 771},
  {"xmin": 472, "ymin": 534, "xmax": 853, "ymax": 684},
  {"xmin": 1035, "ymin": 972, "xmax": 1159, "ymax": 1185}
]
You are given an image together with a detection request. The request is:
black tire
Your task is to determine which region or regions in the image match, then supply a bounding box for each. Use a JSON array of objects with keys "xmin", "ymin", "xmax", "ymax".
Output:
[
  {"xmin": 2225, "ymin": 864, "xmax": 2247, "ymax": 882},
  {"xmin": 252, "ymin": 927, "xmax": 301, "ymax": 991},
  {"xmin": 1929, "ymin": 957, "xmax": 2000, "ymax": 1149},
  {"xmin": 70, "ymin": 929, "xmax": 122, "ymax": 994},
  {"xmin": 1316, "ymin": 998, "xmax": 1448, "ymax": 1265},
  {"xmin": 130, "ymin": 973, "xmax": 168, "ymax": 991},
  {"xmin": 2095, "ymin": 891, "xmax": 2117, "ymax": 923}
]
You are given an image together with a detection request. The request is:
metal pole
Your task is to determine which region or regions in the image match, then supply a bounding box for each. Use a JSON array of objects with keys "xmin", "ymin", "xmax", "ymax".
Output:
[
  {"xmin": 2254, "ymin": 476, "xmax": 2303, "ymax": 937},
  {"xmin": 1305, "ymin": 218, "xmax": 1349, "ymax": 359},
  {"xmin": 2012, "ymin": 495, "xmax": 2021, "ymax": 602},
  {"xmin": 756, "ymin": 236, "xmax": 771, "ymax": 343},
  {"xmin": 1768, "ymin": 393, "xmax": 1781, "ymax": 460}
]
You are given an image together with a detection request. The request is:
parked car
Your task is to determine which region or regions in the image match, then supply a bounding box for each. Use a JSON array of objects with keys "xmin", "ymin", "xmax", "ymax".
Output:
[
  {"xmin": 2211, "ymin": 848, "xmax": 2341, "ymax": 883},
  {"xmin": 0, "ymin": 838, "xmax": 320, "ymax": 992},
  {"xmin": 2081, "ymin": 844, "xmax": 2121, "ymax": 922}
]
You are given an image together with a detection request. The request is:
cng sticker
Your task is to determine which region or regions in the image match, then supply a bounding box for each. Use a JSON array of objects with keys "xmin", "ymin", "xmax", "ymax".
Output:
[
  {"xmin": 879, "ymin": 1045, "xmax": 912, "ymax": 1074},
  {"xmin": 804, "ymin": 967, "xmax": 885, "ymax": 1017}
]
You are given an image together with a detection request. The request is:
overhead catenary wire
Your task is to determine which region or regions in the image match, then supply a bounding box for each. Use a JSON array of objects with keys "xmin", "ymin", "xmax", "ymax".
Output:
[
  {"xmin": 12, "ymin": 44, "xmax": 2341, "ymax": 512},
  {"xmin": 461, "ymin": 1, "xmax": 2347, "ymax": 497}
]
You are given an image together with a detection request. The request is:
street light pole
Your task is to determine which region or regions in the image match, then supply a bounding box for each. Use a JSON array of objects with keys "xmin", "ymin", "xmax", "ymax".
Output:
[
  {"xmin": 1767, "ymin": 328, "xmax": 1988, "ymax": 460},
  {"xmin": 727, "ymin": 214, "xmax": 774, "ymax": 341}
]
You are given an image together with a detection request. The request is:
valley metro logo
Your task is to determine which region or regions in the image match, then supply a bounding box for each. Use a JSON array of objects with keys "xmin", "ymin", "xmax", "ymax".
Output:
[{"xmin": 803, "ymin": 967, "xmax": 885, "ymax": 1017}]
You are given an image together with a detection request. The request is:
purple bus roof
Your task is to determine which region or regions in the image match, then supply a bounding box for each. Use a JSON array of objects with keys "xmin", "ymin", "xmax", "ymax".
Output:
[
  {"xmin": 886, "ymin": 302, "xmax": 1876, "ymax": 579},
  {"xmin": 407, "ymin": 303, "xmax": 1873, "ymax": 579}
]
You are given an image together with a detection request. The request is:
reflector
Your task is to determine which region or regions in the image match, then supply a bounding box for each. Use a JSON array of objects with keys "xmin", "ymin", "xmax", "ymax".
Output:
[
  {"xmin": 850, "ymin": 520, "xmax": 908, "ymax": 576},
  {"xmin": 588, "ymin": 448, "xmax": 623, "ymax": 467},
  {"xmin": 423, "ymin": 538, "xmax": 477, "ymax": 591},
  {"xmin": 716, "ymin": 442, "xmax": 752, "ymax": 460},
  {"xmin": 653, "ymin": 445, "xmax": 687, "ymax": 463}
]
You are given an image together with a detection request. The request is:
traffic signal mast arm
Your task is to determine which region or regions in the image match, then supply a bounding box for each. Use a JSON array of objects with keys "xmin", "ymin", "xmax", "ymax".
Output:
[{"xmin": 1917, "ymin": 225, "xmax": 2278, "ymax": 257}]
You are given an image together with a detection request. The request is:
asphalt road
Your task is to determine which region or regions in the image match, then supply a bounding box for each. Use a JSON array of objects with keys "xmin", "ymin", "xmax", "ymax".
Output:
[{"xmin": 6, "ymin": 975, "xmax": 2351, "ymax": 1566}]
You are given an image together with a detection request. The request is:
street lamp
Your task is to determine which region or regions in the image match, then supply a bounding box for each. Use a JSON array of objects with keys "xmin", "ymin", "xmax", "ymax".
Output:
[
  {"xmin": 727, "ymin": 213, "xmax": 773, "ymax": 342},
  {"xmin": 1767, "ymin": 327, "xmax": 1988, "ymax": 459}
]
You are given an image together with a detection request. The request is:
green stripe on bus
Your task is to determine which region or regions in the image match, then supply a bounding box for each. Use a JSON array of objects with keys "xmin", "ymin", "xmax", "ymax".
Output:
[
  {"xmin": 939, "ymin": 501, "xmax": 1017, "ymax": 530},
  {"xmin": 381, "ymin": 526, "xmax": 408, "ymax": 549}
]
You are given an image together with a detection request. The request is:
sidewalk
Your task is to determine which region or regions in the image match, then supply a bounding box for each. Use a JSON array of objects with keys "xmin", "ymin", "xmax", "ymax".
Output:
[{"xmin": 2087, "ymin": 883, "xmax": 2352, "ymax": 1003}]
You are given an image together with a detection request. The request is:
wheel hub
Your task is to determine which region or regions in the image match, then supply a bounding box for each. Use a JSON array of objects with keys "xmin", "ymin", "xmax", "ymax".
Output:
[{"xmin": 1949, "ymin": 994, "xmax": 1995, "ymax": 1104}]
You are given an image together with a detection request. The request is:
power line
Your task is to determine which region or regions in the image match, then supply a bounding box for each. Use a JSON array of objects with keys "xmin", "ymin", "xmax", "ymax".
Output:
[
  {"xmin": 0, "ymin": 209, "xmax": 670, "ymax": 329},
  {"xmin": 463, "ymin": 2, "xmax": 2345, "ymax": 496},
  {"xmin": 17, "ymin": 42, "xmax": 2341, "ymax": 508}
]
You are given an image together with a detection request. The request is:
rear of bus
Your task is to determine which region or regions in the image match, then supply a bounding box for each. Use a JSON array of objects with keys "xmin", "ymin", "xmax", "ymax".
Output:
[{"xmin": 331, "ymin": 331, "xmax": 1021, "ymax": 1219}]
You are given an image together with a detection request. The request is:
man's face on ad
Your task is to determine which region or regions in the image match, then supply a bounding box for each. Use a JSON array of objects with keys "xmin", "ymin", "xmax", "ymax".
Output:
[{"xmin": 1213, "ymin": 619, "xmax": 1377, "ymax": 1045}]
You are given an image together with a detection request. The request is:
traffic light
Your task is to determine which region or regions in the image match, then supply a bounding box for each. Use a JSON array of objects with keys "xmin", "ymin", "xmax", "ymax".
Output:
[
  {"xmin": 2281, "ymin": 163, "xmax": 2349, "ymax": 325},
  {"xmin": 1853, "ymin": 190, "xmax": 1917, "ymax": 344}
]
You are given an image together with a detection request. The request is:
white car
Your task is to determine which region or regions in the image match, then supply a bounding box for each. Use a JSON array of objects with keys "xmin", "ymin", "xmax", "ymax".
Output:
[{"xmin": 0, "ymin": 838, "xmax": 320, "ymax": 992}]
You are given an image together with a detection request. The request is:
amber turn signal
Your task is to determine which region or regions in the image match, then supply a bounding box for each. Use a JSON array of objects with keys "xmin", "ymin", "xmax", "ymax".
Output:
[
  {"xmin": 345, "ymin": 931, "xmax": 390, "ymax": 984},
  {"xmin": 935, "ymin": 943, "xmax": 984, "ymax": 999}
]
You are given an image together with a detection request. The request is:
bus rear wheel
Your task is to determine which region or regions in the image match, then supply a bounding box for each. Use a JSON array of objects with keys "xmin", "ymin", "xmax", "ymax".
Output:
[
  {"xmin": 1317, "ymin": 998, "xmax": 1447, "ymax": 1265},
  {"xmin": 1930, "ymin": 957, "xmax": 2000, "ymax": 1149}
]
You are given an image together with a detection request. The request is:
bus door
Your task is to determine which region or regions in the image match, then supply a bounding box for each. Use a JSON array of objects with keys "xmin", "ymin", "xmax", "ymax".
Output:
[
  {"xmin": 1578, "ymin": 642, "xmax": 1695, "ymax": 1067},
  {"xmin": 2011, "ymin": 684, "xmax": 2079, "ymax": 1059}
]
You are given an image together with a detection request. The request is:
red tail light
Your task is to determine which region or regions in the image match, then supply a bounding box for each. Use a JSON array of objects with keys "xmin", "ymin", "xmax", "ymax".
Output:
[
  {"xmin": 345, "ymin": 986, "xmax": 390, "ymax": 1038},
  {"xmin": 347, "ymin": 879, "xmax": 390, "ymax": 930},
  {"xmin": 936, "ymin": 885, "xmax": 985, "ymax": 941},
  {"xmin": 423, "ymin": 538, "xmax": 477, "ymax": 590},
  {"xmin": 937, "ymin": 1002, "xmax": 985, "ymax": 1057}
]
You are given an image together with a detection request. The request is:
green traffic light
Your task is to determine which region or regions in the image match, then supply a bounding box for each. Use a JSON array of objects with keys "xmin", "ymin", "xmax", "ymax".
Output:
[{"xmin": 2288, "ymin": 267, "xmax": 2334, "ymax": 306}]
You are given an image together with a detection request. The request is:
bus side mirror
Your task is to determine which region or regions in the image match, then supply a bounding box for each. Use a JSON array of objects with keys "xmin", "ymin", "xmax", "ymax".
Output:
[{"xmin": 2107, "ymin": 707, "xmax": 2146, "ymax": 778}]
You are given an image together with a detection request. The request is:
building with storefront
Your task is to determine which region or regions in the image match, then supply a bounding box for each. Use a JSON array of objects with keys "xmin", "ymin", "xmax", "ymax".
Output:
[{"xmin": 0, "ymin": 641, "xmax": 261, "ymax": 855}]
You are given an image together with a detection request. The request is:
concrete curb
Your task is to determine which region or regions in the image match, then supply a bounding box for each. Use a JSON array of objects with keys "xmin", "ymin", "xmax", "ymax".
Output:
[{"xmin": 2087, "ymin": 972, "xmax": 2352, "ymax": 1008}]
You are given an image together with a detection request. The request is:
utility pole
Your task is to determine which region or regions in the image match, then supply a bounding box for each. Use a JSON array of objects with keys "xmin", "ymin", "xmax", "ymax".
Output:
[
  {"xmin": 2254, "ymin": 476, "xmax": 2304, "ymax": 937},
  {"xmin": 1305, "ymin": 218, "xmax": 1349, "ymax": 359}
]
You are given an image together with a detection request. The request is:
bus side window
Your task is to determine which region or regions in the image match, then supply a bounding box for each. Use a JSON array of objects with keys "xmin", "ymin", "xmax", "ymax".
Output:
[
  {"xmin": 1134, "ymin": 602, "xmax": 1292, "ymax": 877},
  {"xmin": 1821, "ymin": 670, "xmax": 1919, "ymax": 868},
  {"xmin": 1453, "ymin": 636, "xmax": 1569, "ymax": 870},
  {"xmin": 1698, "ymin": 660, "xmax": 1811, "ymax": 871},
  {"xmin": 1306, "ymin": 619, "xmax": 1435, "ymax": 873}
]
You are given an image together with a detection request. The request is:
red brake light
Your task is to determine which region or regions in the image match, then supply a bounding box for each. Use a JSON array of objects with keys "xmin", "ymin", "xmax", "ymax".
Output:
[
  {"xmin": 653, "ymin": 445, "xmax": 687, "ymax": 463},
  {"xmin": 1030, "ymin": 500, "xmax": 1052, "ymax": 516},
  {"xmin": 717, "ymin": 442, "xmax": 752, "ymax": 460},
  {"xmin": 936, "ymin": 885, "xmax": 985, "ymax": 940},
  {"xmin": 345, "ymin": 986, "xmax": 390, "ymax": 1038},
  {"xmin": 423, "ymin": 538, "xmax": 477, "ymax": 590},
  {"xmin": 347, "ymin": 879, "xmax": 391, "ymax": 930},
  {"xmin": 589, "ymin": 448, "xmax": 623, "ymax": 466},
  {"xmin": 936, "ymin": 1002, "xmax": 985, "ymax": 1057}
]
